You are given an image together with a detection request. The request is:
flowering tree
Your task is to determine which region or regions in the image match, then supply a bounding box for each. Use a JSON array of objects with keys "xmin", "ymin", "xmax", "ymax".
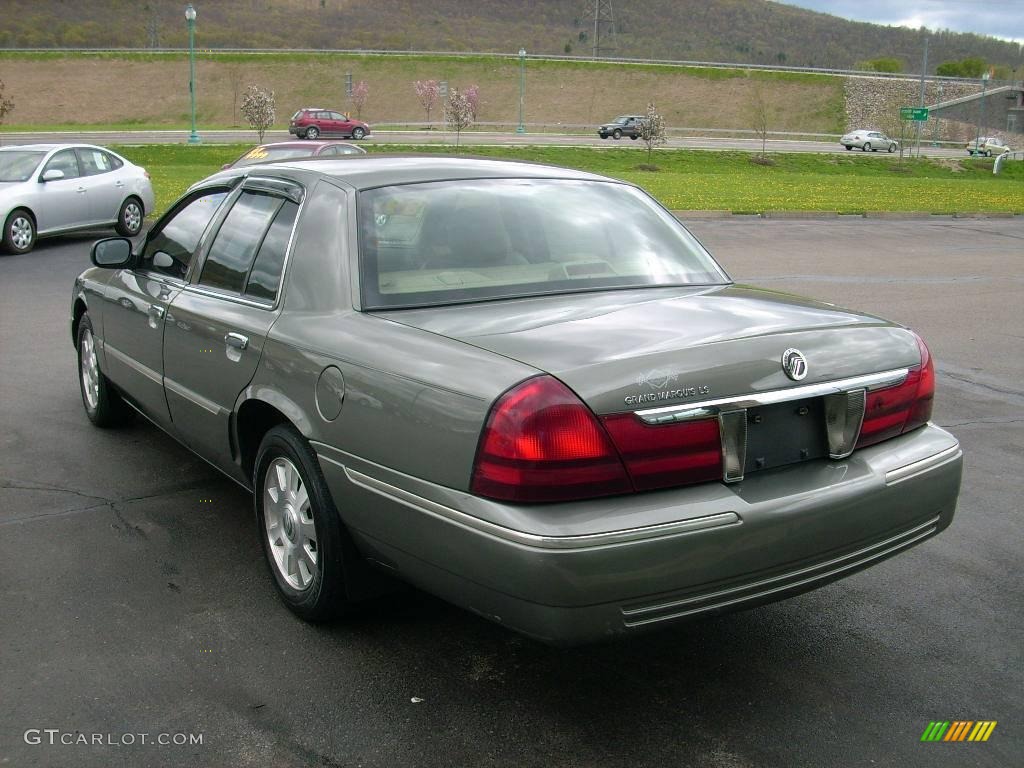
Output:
[
  {"xmin": 444, "ymin": 88, "xmax": 474, "ymax": 149},
  {"xmin": 639, "ymin": 102, "xmax": 667, "ymax": 162},
  {"xmin": 241, "ymin": 85, "xmax": 275, "ymax": 142},
  {"xmin": 414, "ymin": 79, "xmax": 440, "ymax": 127},
  {"xmin": 351, "ymin": 80, "xmax": 369, "ymax": 120},
  {"xmin": 464, "ymin": 84, "xmax": 479, "ymax": 120},
  {"xmin": 0, "ymin": 79, "xmax": 14, "ymax": 128}
]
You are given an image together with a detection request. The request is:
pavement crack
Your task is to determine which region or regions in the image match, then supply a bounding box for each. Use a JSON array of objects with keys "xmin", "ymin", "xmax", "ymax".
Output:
[
  {"xmin": 0, "ymin": 478, "xmax": 114, "ymax": 505},
  {"xmin": 940, "ymin": 418, "xmax": 1024, "ymax": 428}
]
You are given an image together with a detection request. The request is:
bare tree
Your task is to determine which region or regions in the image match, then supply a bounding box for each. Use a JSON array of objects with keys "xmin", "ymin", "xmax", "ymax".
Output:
[
  {"xmin": 0, "ymin": 80, "xmax": 14, "ymax": 128},
  {"xmin": 638, "ymin": 102, "xmax": 666, "ymax": 162},
  {"xmin": 464, "ymin": 84, "xmax": 479, "ymax": 120},
  {"xmin": 749, "ymin": 86, "xmax": 771, "ymax": 160},
  {"xmin": 414, "ymin": 79, "xmax": 440, "ymax": 128},
  {"xmin": 444, "ymin": 87, "xmax": 474, "ymax": 149},
  {"xmin": 351, "ymin": 80, "xmax": 369, "ymax": 120},
  {"xmin": 241, "ymin": 85, "xmax": 275, "ymax": 142}
]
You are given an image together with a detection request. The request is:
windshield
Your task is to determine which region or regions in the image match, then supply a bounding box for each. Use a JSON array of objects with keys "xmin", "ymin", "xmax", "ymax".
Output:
[
  {"xmin": 612, "ymin": 116, "xmax": 630, "ymax": 124},
  {"xmin": 0, "ymin": 151, "xmax": 46, "ymax": 182},
  {"xmin": 233, "ymin": 145, "xmax": 319, "ymax": 168},
  {"xmin": 358, "ymin": 178, "xmax": 729, "ymax": 309}
]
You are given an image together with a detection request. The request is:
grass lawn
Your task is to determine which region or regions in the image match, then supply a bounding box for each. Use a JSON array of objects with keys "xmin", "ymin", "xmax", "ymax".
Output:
[{"xmin": 111, "ymin": 143, "xmax": 1024, "ymax": 218}]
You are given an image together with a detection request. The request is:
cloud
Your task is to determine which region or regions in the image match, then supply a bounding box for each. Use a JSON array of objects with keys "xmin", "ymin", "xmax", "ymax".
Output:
[{"xmin": 776, "ymin": 0, "xmax": 1024, "ymax": 43}]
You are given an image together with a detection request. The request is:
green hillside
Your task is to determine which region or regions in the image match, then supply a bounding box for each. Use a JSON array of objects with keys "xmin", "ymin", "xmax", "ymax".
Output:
[{"xmin": 0, "ymin": 0, "xmax": 1020, "ymax": 72}]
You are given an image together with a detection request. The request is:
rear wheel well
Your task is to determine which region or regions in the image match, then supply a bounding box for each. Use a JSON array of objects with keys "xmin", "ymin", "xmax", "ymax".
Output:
[
  {"xmin": 236, "ymin": 400, "xmax": 291, "ymax": 482},
  {"xmin": 71, "ymin": 299, "xmax": 88, "ymax": 345}
]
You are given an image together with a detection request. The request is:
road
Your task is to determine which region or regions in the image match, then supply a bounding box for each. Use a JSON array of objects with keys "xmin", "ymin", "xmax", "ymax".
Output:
[
  {"xmin": 1, "ymin": 219, "xmax": 1021, "ymax": 767},
  {"xmin": 0, "ymin": 128, "xmax": 970, "ymax": 158}
]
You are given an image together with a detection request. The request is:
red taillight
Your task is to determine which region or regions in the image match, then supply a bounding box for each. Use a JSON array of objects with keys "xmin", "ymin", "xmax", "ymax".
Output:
[
  {"xmin": 857, "ymin": 332, "xmax": 935, "ymax": 449},
  {"xmin": 143, "ymin": 169, "xmax": 150, "ymax": 179},
  {"xmin": 601, "ymin": 414, "xmax": 722, "ymax": 491},
  {"xmin": 470, "ymin": 376, "xmax": 631, "ymax": 502}
]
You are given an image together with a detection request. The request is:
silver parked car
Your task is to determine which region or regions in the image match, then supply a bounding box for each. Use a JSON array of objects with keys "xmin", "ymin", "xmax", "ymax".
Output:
[
  {"xmin": 966, "ymin": 136, "xmax": 1010, "ymax": 157},
  {"xmin": 71, "ymin": 157, "xmax": 962, "ymax": 645},
  {"xmin": 0, "ymin": 144, "xmax": 154, "ymax": 254},
  {"xmin": 840, "ymin": 130, "xmax": 899, "ymax": 152}
]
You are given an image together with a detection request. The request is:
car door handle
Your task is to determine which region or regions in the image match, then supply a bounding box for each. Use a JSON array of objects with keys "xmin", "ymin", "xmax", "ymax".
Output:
[
  {"xmin": 76, "ymin": 187, "xmax": 87, "ymax": 194},
  {"xmin": 224, "ymin": 332, "xmax": 249, "ymax": 350},
  {"xmin": 148, "ymin": 304, "xmax": 165, "ymax": 319},
  {"xmin": 115, "ymin": 181, "xmax": 125, "ymax": 188}
]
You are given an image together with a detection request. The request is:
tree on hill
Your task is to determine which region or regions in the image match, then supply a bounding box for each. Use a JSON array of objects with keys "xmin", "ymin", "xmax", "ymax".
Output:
[
  {"xmin": 936, "ymin": 57, "xmax": 987, "ymax": 78},
  {"xmin": 639, "ymin": 102, "xmax": 666, "ymax": 162},
  {"xmin": 241, "ymin": 85, "xmax": 275, "ymax": 142},
  {"xmin": 414, "ymin": 80, "xmax": 440, "ymax": 128},
  {"xmin": 351, "ymin": 80, "xmax": 369, "ymax": 120},
  {"xmin": 444, "ymin": 87, "xmax": 473, "ymax": 149},
  {"xmin": 0, "ymin": 80, "xmax": 14, "ymax": 128}
]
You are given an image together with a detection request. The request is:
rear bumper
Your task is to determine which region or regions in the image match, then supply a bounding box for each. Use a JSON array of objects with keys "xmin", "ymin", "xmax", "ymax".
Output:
[{"xmin": 315, "ymin": 424, "xmax": 962, "ymax": 645}]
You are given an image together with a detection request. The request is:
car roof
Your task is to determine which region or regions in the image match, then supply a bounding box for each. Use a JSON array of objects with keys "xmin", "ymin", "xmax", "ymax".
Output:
[
  {"xmin": 0, "ymin": 143, "xmax": 118, "ymax": 153},
  {"xmin": 265, "ymin": 155, "xmax": 618, "ymax": 191},
  {"xmin": 254, "ymin": 141, "xmax": 354, "ymax": 150}
]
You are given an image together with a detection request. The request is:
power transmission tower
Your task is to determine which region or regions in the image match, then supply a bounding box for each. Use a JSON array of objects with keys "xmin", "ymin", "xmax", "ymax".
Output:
[{"xmin": 584, "ymin": 0, "xmax": 616, "ymax": 58}]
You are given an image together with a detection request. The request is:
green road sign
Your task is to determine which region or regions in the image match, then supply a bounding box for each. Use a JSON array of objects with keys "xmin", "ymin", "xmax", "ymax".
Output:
[{"xmin": 900, "ymin": 107, "xmax": 929, "ymax": 121}]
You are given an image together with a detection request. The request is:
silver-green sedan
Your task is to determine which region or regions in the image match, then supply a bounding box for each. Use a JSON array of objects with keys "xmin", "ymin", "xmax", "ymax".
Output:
[{"xmin": 71, "ymin": 157, "xmax": 962, "ymax": 645}]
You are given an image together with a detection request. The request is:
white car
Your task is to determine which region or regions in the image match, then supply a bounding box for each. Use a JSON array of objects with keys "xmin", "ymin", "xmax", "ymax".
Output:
[
  {"xmin": 0, "ymin": 144, "xmax": 154, "ymax": 255},
  {"xmin": 840, "ymin": 130, "xmax": 899, "ymax": 153},
  {"xmin": 966, "ymin": 137, "xmax": 1010, "ymax": 157}
]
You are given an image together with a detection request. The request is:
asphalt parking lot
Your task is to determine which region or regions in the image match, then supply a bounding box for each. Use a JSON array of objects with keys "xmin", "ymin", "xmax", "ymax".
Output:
[{"xmin": 1, "ymin": 218, "xmax": 1021, "ymax": 768}]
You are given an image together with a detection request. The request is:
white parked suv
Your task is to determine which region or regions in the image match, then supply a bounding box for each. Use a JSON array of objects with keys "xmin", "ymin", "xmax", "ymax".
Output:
[{"xmin": 840, "ymin": 130, "xmax": 899, "ymax": 152}]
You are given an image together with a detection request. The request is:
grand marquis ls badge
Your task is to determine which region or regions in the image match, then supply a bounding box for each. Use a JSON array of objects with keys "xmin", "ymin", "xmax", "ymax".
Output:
[{"xmin": 782, "ymin": 348, "xmax": 808, "ymax": 381}]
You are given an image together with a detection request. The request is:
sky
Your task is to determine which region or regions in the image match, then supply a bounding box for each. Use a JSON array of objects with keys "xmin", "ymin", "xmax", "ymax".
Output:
[{"xmin": 777, "ymin": 0, "xmax": 1024, "ymax": 44}]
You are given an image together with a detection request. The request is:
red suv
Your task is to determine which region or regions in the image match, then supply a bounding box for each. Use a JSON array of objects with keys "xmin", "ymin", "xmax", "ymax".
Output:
[{"xmin": 289, "ymin": 108, "xmax": 371, "ymax": 140}]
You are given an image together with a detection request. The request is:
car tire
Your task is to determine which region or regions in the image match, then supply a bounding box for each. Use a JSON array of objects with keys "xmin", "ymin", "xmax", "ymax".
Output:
[
  {"xmin": 77, "ymin": 313, "xmax": 133, "ymax": 428},
  {"xmin": 844, "ymin": 145, "xmax": 852, "ymax": 150},
  {"xmin": 864, "ymin": 142, "xmax": 872, "ymax": 151},
  {"xmin": 115, "ymin": 196, "xmax": 144, "ymax": 237},
  {"xmin": 305, "ymin": 126, "xmax": 320, "ymax": 139},
  {"xmin": 3, "ymin": 208, "xmax": 36, "ymax": 255},
  {"xmin": 888, "ymin": 144, "xmax": 896, "ymax": 153},
  {"xmin": 612, "ymin": 129, "xmax": 622, "ymax": 140},
  {"xmin": 351, "ymin": 127, "xmax": 366, "ymax": 140},
  {"xmin": 254, "ymin": 424, "xmax": 353, "ymax": 622},
  {"xmin": 630, "ymin": 134, "xmax": 639, "ymax": 140},
  {"xmin": 985, "ymin": 150, "xmax": 992, "ymax": 158}
]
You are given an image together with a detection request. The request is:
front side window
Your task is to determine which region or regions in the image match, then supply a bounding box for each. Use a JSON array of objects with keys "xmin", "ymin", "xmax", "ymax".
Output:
[
  {"xmin": 358, "ymin": 179, "xmax": 729, "ymax": 309},
  {"xmin": 199, "ymin": 191, "xmax": 282, "ymax": 294},
  {"xmin": 0, "ymin": 151, "xmax": 46, "ymax": 182},
  {"xmin": 141, "ymin": 190, "xmax": 229, "ymax": 279},
  {"xmin": 42, "ymin": 149, "xmax": 81, "ymax": 180}
]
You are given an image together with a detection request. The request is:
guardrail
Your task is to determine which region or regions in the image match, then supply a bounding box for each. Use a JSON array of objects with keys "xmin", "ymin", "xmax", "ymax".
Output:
[{"xmin": 0, "ymin": 46, "xmax": 1016, "ymax": 86}]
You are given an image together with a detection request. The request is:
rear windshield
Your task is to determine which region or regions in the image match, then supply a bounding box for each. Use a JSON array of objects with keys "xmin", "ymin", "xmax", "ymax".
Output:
[
  {"xmin": 0, "ymin": 150, "xmax": 46, "ymax": 182},
  {"xmin": 234, "ymin": 145, "xmax": 317, "ymax": 167},
  {"xmin": 358, "ymin": 178, "xmax": 729, "ymax": 309}
]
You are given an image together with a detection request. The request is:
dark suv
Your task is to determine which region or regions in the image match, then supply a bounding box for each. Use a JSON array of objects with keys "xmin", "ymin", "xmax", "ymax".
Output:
[
  {"xmin": 597, "ymin": 115, "xmax": 647, "ymax": 140},
  {"xmin": 289, "ymin": 109, "xmax": 371, "ymax": 140}
]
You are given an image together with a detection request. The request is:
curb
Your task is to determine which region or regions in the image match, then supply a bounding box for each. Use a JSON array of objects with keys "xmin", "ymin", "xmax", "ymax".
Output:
[{"xmin": 673, "ymin": 211, "xmax": 1022, "ymax": 221}]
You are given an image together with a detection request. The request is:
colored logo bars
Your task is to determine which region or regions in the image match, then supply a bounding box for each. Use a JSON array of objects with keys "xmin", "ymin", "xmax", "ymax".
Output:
[{"xmin": 921, "ymin": 721, "xmax": 997, "ymax": 742}]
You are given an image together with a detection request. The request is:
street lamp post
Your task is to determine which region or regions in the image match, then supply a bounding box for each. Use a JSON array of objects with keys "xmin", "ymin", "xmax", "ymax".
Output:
[
  {"xmin": 972, "ymin": 71, "xmax": 991, "ymax": 156},
  {"xmin": 516, "ymin": 48, "xmax": 526, "ymax": 134},
  {"xmin": 185, "ymin": 4, "xmax": 201, "ymax": 145}
]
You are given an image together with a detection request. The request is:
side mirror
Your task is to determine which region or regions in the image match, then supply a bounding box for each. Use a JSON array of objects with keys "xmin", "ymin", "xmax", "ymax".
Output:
[
  {"xmin": 152, "ymin": 252, "xmax": 174, "ymax": 270},
  {"xmin": 91, "ymin": 237, "xmax": 134, "ymax": 269},
  {"xmin": 41, "ymin": 169, "xmax": 65, "ymax": 182}
]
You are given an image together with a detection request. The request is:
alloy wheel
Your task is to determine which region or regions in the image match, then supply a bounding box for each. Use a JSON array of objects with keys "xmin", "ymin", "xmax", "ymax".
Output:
[
  {"xmin": 10, "ymin": 215, "xmax": 33, "ymax": 251},
  {"xmin": 264, "ymin": 457, "xmax": 318, "ymax": 590},
  {"xmin": 80, "ymin": 328, "xmax": 100, "ymax": 411}
]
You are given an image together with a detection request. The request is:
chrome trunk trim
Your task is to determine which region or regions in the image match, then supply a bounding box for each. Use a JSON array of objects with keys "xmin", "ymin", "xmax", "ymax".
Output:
[{"xmin": 635, "ymin": 368, "xmax": 909, "ymax": 425}]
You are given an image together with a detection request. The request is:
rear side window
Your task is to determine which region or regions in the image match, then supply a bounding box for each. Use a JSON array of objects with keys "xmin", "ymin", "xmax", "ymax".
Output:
[
  {"xmin": 77, "ymin": 148, "xmax": 117, "ymax": 176},
  {"xmin": 142, "ymin": 190, "xmax": 229, "ymax": 279},
  {"xmin": 199, "ymin": 191, "xmax": 282, "ymax": 294},
  {"xmin": 245, "ymin": 201, "xmax": 299, "ymax": 301}
]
